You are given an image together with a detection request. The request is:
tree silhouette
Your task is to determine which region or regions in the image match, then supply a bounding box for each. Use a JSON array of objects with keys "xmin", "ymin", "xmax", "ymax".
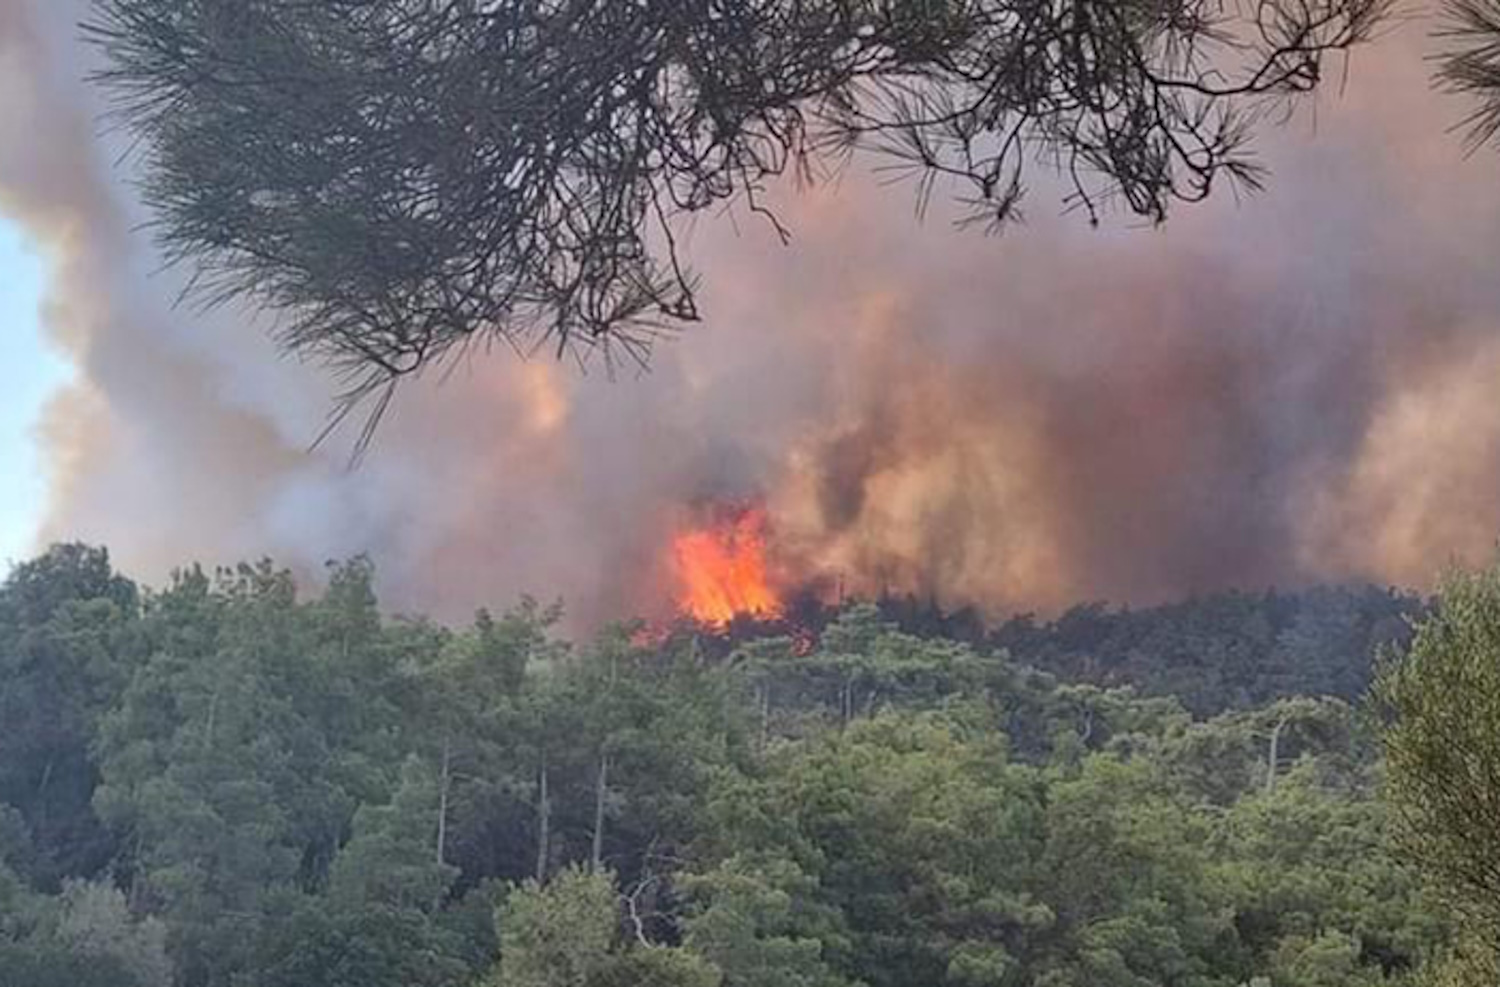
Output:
[
  {"xmin": 1439, "ymin": 0, "xmax": 1500, "ymax": 149},
  {"xmin": 89, "ymin": 0, "xmax": 1386, "ymax": 436}
]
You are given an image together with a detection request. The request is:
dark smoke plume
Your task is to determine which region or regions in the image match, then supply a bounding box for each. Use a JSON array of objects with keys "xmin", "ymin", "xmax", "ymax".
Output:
[{"xmin": 3, "ymin": 3, "xmax": 1499, "ymax": 627}]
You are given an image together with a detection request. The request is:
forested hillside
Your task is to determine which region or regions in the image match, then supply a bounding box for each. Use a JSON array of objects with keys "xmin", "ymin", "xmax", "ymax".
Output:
[
  {"xmin": 828, "ymin": 586, "xmax": 1415, "ymax": 716},
  {"xmin": 0, "ymin": 545, "xmax": 1448, "ymax": 986}
]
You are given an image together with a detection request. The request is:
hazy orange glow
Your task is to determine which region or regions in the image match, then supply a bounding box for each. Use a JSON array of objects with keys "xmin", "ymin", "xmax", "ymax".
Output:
[{"xmin": 672, "ymin": 506, "xmax": 782, "ymax": 627}]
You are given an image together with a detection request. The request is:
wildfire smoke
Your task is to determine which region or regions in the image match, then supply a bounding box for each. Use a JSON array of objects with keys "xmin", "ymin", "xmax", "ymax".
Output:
[{"xmin": 7, "ymin": 10, "xmax": 1500, "ymax": 631}]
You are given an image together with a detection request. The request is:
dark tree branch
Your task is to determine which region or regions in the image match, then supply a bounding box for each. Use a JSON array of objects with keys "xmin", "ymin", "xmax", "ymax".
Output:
[{"xmin": 86, "ymin": 0, "xmax": 1388, "ymax": 450}]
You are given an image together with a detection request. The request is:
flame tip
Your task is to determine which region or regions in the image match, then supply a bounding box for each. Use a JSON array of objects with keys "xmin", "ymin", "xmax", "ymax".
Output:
[{"xmin": 671, "ymin": 503, "xmax": 783, "ymax": 628}]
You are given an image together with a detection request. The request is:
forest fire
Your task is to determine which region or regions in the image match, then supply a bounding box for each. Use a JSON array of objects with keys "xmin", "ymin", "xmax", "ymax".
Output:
[{"xmin": 671, "ymin": 504, "xmax": 783, "ymax": 627}]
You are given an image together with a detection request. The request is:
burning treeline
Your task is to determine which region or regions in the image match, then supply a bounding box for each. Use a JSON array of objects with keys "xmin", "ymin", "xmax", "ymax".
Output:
[
  {"xmin": 8, "ymin": 6, "xmax": 1500, "ymax": 629},
  {"xmin": 671, "ymin": 505, "xmax": 782, "ymax": 627}
]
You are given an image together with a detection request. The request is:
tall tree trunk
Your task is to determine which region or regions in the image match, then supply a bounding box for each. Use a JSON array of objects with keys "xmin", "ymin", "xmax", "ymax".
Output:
[
  {"xmin": 33, "ymin": 756, "xmax": 54, "ymax": 837},
  {"xmin": 590, "ymin": 750, "xmax": 609, "ymax": 873},
  {"xmin": 203, "ymin": 685, "xmax": 221, "ymax": 752},
  {"xmin": 1266, "ymin": 715, "xmax": 1289, "ymax": 794},
  {"xmin": 35, "ymin": 756, "xmax": 54, "ymax": 797},
  {"xmin": 759, "ymin": 684, "xmax": 771, "ymax": 750},
  {"xmin": 127, "ymin": 830, "xmax": 146, "ymax": 911},
  {"xmin": 436, "ymin": 735, "xmax": 451, "ymax": 867},
  {"xmin": 535, "ymin": 754, "xmax": 551, "ymax": 883}
]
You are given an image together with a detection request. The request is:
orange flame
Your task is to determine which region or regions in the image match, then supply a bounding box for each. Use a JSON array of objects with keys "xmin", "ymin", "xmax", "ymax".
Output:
[{"xmin": 672, "ymin": 505, "xmax": 782, "ymax": 627}]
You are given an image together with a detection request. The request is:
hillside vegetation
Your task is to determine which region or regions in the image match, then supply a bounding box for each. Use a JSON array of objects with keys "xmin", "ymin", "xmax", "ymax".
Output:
[{"xmin": 0, "ymin": 545, "xmax": 1446, "ymax": 986}]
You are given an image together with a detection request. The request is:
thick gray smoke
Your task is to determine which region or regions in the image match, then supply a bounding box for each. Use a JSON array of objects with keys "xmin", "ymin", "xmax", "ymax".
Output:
[{"xmin": 5, "ymin": 1, "xmax": 1500, "ymax": 627}]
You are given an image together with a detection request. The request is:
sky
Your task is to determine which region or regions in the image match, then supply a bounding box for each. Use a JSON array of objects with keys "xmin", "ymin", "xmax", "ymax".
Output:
[{"xmin": 0, "ymin": 218, "xmax": 67, "ymax": 566}]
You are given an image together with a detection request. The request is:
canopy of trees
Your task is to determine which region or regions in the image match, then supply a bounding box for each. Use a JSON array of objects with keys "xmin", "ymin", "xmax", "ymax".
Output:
[
  {"xmin": 87, "ymin": 0, "xmax": 1386, "ymax": 411},
  {"xmin": 1376, "ymin": 563, "xmax": 1500, "ymax": 984},
  {"xmin": 0, "ymin": 543, "xmax": 1458, "ymax": 985}
]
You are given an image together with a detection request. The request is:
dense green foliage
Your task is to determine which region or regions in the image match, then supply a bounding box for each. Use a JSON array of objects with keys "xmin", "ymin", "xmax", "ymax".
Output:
[
  {"xmin": 0, "ymin": 545, "xmax": 1450, "ymax": 985},
  {"xmin": 987, "ymin": 587, "xmax": 1417, "ymax": 715},
  {"xmin": 1375, "ymin": 565, "xmax": 1500, "ymax": 984}
]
